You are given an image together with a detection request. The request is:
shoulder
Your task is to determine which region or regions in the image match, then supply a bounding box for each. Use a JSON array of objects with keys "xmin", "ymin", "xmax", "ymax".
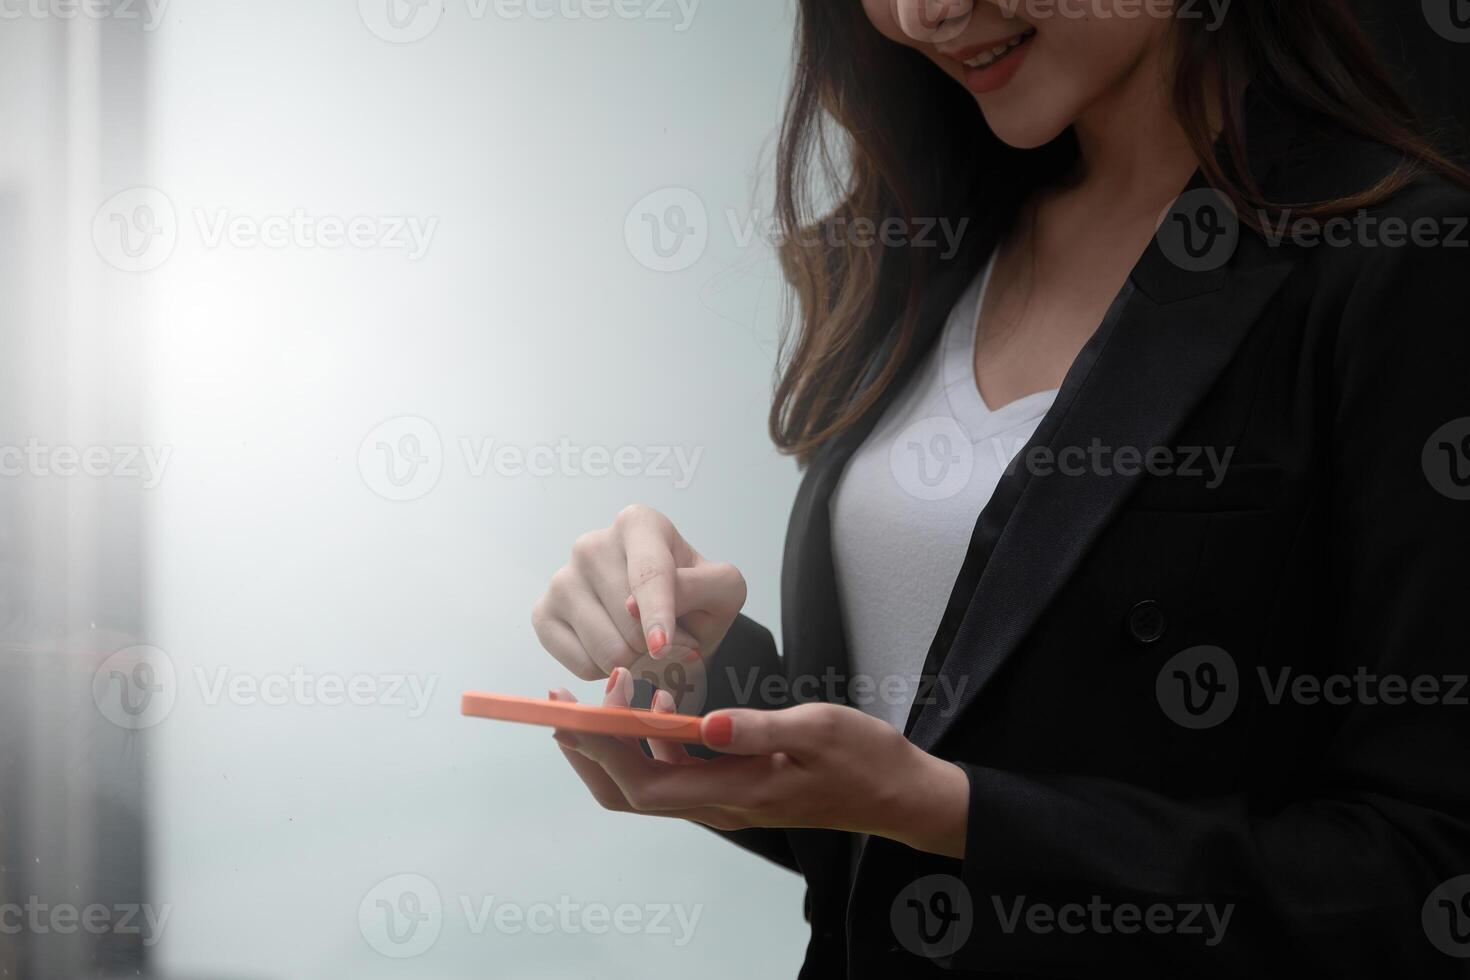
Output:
[
  {"xmin": 1265, "ymin": 102, "xmax": 1468, "ymax": 206},
  {"xmin": 1247, "ymin": 123, "xmax": 1470, "ymax": 394},
  {"xmin": 1260, "ymin": 120, "xmax": 1470, "ymax": 311}
]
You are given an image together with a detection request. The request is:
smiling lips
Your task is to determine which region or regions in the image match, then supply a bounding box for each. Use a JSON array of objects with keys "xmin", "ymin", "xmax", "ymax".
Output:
[
  {"xmin": 947, "ymin": 26, "xmax": 1037, "ymax": 94},
  {"xmin": 956, "ymin": 27, "xmax": 1036, "ymax": 68}
]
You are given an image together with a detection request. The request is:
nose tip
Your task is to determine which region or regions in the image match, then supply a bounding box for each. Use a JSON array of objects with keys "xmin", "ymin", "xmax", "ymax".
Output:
[{"xmin": 895, "ymin": 0, "xmax": 975, "ymax": 44}]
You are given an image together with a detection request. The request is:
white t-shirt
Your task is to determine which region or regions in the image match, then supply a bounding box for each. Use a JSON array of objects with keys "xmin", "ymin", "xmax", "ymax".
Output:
[{"xmin": 829, "ymin": 252, "xmax": 1058, "ymax": 731}]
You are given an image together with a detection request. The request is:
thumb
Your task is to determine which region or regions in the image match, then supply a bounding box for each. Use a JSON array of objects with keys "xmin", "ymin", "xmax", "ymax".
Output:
[{"xmin": 700, "ymin": 705, "xmax": 823, "ymax": 756}]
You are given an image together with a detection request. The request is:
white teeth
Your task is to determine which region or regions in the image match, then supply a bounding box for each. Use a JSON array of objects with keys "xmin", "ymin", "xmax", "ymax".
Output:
[{"xmin": 961, "ymin": 30, "xmax": 1032, "ymax": 69}]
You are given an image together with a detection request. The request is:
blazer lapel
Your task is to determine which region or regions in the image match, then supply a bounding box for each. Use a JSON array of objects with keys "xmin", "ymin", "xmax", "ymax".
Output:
[{"xmin": 905, "ymin": 177, "xmax": 1300, "ymax": 753}]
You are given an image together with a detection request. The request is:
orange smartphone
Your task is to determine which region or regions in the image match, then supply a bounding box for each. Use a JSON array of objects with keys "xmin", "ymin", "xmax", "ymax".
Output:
[{"xmin": 460, "ymin": 691, "xmax": 706, "ymax": 744}]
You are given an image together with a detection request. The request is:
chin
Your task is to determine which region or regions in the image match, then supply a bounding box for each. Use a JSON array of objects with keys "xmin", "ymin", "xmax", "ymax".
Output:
[{"xmin": 976, "ymin": 102, "xmax": 1071, "ymax": 151}]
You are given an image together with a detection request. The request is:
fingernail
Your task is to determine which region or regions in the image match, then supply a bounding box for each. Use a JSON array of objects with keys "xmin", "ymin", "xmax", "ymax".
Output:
[
  {"xmin": 547, "ymin": 688, "xmax": 559, "ymax": 701},
  {"xmin": 682, "ymin": 649, "xmax": 702, "ymax": 664},
  {"xmin": 654, "ymin": 689, "xmax": 673, "ymax": 711},
  {"xmin": 647, "ymin": 626, "xmax": 667, "ymax": 656},
  {"xmin": 625, "ymin": 596, "xmax": 639, "ymax": 617},
  {"xmin": 703, "ymin": 714, "xmax": 733, "ymax": 748},
  {"xmin": 604, "ymin": 669, "xmax": 620, "ymax": 694}
]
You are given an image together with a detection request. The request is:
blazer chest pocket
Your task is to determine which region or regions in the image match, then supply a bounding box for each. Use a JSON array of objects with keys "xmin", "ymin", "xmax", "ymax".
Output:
[{"xmin": 1127, "ymin": 461, "xmax": 1285, "ymax": 514}]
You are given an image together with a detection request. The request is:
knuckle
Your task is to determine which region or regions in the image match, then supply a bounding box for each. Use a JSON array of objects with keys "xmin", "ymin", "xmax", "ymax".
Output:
[
  {"xmin": 614, "ymin": 503, "xmax": 650, "ymax": 528},
  {"xmin": 594, "ymin": 790, "xmax": 629, "ymax": 812},
  {"xmin": 641, "ymin": 780, "xmax": 670, "ymax": 812},
  {"xmin": 711, "ymin": 562, "xmax": 747, "ymax": 605},
  {"xmin": 569, "ymin": 660, "xmax": 603, "ymax": 682},
  {"xmin": 605, "ymin": 646, "xmax": 640, "ymax": 672},
  {"xmin": 789, "ymin": 702, "xmax": 821, "ymax": 723},
  {"xmin": 625, "ymin": 774, "xmax": 670, "ymax": 812},
  {"xmin": 547, "ymin": 565, "xmax": 577, "ymax": 599},
  {"xmin": 592, "ymin": 634, "xmax": 633, "ymax": 666},
  {"xmin": 570, "ymin": 531, "xmax": 603, "ymax": 564},
  {"xmin": 798, "ymin": 703, "xmax": 839, "ymax": 742},
  {"xmin": 616, "ymin": 503, "xmax": 672, "ymax": 537}
]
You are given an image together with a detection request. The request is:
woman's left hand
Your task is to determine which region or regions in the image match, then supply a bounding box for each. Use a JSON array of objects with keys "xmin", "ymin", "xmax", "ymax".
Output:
[{"xmin": 548, "ymin": 668, "xmax": 969, "ymax": 859}]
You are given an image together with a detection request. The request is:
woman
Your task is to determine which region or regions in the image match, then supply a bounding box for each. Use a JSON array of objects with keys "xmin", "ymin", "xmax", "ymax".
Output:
[{"xmin": 531, "ymin": 0, "xmax": 1470, "ymax": 975}]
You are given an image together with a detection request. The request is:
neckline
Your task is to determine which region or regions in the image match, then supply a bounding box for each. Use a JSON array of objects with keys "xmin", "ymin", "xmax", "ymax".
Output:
[{"xmin": 939, "ymin": 250, "xmax": 1058, "ymax": 440}]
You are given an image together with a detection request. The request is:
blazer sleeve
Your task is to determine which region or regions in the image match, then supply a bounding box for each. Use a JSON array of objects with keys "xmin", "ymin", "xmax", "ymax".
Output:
[
  {"xmin": 635, "ymin": 612, "xmax": 800, "ymax": 874},
  {"xmin": 942, "ymin": 200, "xmax": 1470, "ymax": 975}
]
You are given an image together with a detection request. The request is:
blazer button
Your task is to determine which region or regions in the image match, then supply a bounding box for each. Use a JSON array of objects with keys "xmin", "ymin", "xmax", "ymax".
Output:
[{"xmin": 1126, "ymin": 600, "xmax": 1167, "ymax": 644}]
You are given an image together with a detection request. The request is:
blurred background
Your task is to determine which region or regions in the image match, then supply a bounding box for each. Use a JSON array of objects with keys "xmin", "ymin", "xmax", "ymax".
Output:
[
  {"xmin": 1, "ymin": 1, "xmax": 807, "ymax": 977},
  {"xmin": 0, "ymin": 0, "xmax": 1465, "ymax": 977}
]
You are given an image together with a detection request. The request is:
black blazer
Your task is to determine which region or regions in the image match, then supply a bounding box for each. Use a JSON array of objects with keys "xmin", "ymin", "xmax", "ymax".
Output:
[{"xmin": 681, "ymin": 90, "xmax": 1470, "ymax": 978}]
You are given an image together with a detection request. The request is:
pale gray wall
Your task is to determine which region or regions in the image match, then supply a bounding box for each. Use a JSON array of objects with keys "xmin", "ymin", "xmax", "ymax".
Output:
[{"xmin": 132, "ymin": 1, "xmax": 810, "ymax": 977}]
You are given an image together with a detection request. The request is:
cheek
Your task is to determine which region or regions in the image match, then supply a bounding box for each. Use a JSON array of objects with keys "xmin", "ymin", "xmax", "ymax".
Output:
[
  {"xmin": 1033, "ymin": 6, "xmax": 1171, "ymax": 89},
  {"xmin": 979, "ymin": 10, "xmax": 1172, "ymax": 146}
]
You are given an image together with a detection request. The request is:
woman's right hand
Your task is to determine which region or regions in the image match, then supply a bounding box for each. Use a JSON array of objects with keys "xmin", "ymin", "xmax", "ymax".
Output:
[{"xmin": 531, "ymin": 504, "xmax": 748, "ymax": 681}]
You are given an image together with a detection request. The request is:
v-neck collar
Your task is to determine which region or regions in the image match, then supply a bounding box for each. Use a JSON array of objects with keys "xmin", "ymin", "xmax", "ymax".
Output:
[{"xmin": 938, "ymin": 249, "xmax": 1059, "ymax": 443}]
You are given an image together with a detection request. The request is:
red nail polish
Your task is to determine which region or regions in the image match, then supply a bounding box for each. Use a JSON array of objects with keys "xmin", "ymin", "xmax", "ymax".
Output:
[
  {"xmin": 648, "ymin": 626, "xmax": 667, "ymax": 655},
  {"xmin": 605, "ymin": 671, "xmax": 618, "ymax": 694},
  {"xmin": 683, "ymin": 649, "xmax": 702, "ymax": 664},
  {"xmin": 703, "ymin": 714, "xmax": 733, "ymax": 748}
]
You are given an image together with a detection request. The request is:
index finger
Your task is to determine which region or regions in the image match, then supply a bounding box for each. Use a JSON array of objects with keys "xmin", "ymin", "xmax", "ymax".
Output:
[{"xmin": 618, "ymin": 507, "xmax": 680, "ymax": 658}]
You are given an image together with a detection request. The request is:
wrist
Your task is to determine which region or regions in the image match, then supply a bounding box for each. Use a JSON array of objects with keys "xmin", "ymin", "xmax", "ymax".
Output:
[{"xmin": 882, "ymin": 747, "xmax": 970, "ymax": 859}]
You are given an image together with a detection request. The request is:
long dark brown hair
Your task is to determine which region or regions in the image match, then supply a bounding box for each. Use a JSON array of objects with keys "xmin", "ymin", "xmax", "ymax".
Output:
[{"xmin": 770, "ymin": 0, "xmax": 1470, "ymax": 463}]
